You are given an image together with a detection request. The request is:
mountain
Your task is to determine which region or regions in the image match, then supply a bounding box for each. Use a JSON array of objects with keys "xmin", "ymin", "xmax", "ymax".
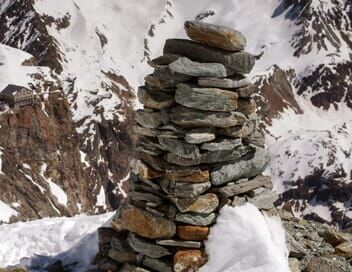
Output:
[{"xmin": 0, "ymin": 0, "xmax": 351, "ymax": 228}]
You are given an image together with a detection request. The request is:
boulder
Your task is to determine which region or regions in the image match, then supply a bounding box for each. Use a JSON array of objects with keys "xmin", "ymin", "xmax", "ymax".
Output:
[
  {"xmin": 211, "ymin": 146, "xmax": 270, "ymax": 185},
  {"xmin": 164, "ymin": 39, "xmax": 255, "ymax": 74},
  {"xmin": 113, "ymin": 205, "xmax": 176, "ymax": 239},
  {"xmin": 169, "ymin": 57, "xmax": 234, "ymax": 77},
  {"xmin": 184, "ymin": 128, "xmax": 216, "ymax": 144},
  {"xmin": 175, "ymin": 212, "xmax": 216, "ymax": 226},
  {"xmin": 174, "ymin": 249, "xmax": 207, "ymax": 272},
  {"xmin": 137, "ymin": 86, "xmax": 175, "ymax": 109},
  {"xmin": 170, "ymin": 106, "xmax": 247, "ymax": 128},
  {"xmin": 184, "ymin": 20, "xmax": 246, "ymax": 51},
  {"xmin": 175, "ymin": 83, "xmax": 238, "ymax": 112},
  {"xmin": 127, "ymin": 233, "xmax": 171, "ymax": 258},
  {"xmin": 198, "ymin": 77, "xmax": 250, "ymax": 89},
  {"xmin": 176, "ymin": 226, "xmax": 209, "ymax": 241},
  {"xmin": 170, "ymin": 193, "xmax": 219, "ymax": 214}
]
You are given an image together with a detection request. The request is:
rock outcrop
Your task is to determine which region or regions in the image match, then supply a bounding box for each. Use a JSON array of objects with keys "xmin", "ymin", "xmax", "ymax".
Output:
[{"xmin": 94, "ymin": 21, "xmax": 278, "ymax": 272}]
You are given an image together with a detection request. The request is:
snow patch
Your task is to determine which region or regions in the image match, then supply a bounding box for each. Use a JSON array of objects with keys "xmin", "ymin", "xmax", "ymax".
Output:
[{"xmin": 0, "ymin": 199, "xmax": 18, "ymax": 223}]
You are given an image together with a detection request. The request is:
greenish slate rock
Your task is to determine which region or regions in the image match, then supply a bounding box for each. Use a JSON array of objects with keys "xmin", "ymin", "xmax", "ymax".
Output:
[
  {"xmin": 170, "ymin": 193, "xmax": 219, "ymax": 214},
  {"xmin": 217, "ymin": 121, "xmax": 255, "ymax": 138},
  {"xmin": 198, "ymin": 77, "xmax": 250, "ymax": 89},
  {"xmin": 170, "ymin": 106, "xmax": 247, "ymax": 128},
  {"xmin": 201, "ymin": 138, "xmax": 242, "ymax": 151},
  {"xmin": 145, "ymin": 66, "xmax": 192, "ymax": 89},
  {"xmin": 166, "ymin": 152, "xmax": 201, "ymax": 166},
  {"xmin": 184, "ymin": 20, "xmax": 246, "ymax": 51},
  {"xmin": 137, "ymin": 86, "xmax": 175, "ymax": 109},
  {"xmin": 175, "ymin": 83, "xmax": 238, "ymax": 112},
  {"xmin": 135, "ymin": 110, "xmax": 162, "ymax": 129},
  {"xmin": 127, "ymin": 233, "xmax": 171, "ymax": 258},
  {"xmin": 201, "ymin": 145, "xmax": 251, "ymax": 164},
  {"xmin": 164, "ymin": 39, "xmax": 255, "ymax": 74},
  {"xmin": 160, "ymin": 178, "xmax": 211, "ymax": 198},
  {"xmin": 156, "ymin": 239, "xmax": 202, "ymax": 248},
  {"xmin": 175, "ymin": 212, "xmax": 217, "ymax": 226},
  {"xmin": 142, "ymin": 256, "xmax": 172, "ymax": 272},
  {"xmin": 158, "ymin": 137, "xmax": 200, "ymax": 159},
  {"xmin": 184, "ymin": 128, "xmax": 216, "ymax": 144},
  {"xmin": 211, "ymin": 146, "xmax": 270, "ymax": 185},
  {"xmin": 169, "ymin": 57, "xmax": 234, "ymax": 77}
]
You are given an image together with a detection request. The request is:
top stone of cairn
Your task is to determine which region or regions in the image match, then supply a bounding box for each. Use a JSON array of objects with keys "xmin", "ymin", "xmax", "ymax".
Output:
[{"xmin": 184, "ymin": 20, "xmax": 246, "ymax": 51}]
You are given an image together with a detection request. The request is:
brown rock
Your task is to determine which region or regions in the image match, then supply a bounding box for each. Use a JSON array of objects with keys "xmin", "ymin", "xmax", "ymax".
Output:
[
  {"xmin": 237, "ymin": 98, "xmax": 256, "ymax": 115},
  {"xmin": 177, "ymin": 226, "xmax": 209, "ymax": 241},
  {"xmin": 114, "ymin": 205, "xmax": 176, "ymax": 239},
  {"xmin": 304, "ymin": 257, "xmax": 334, "ymax": 272},
  {"xmin": 335, "ymin": 241, "xmax": 352, "ymax": 256},
  {"xmin": 170, "ymin": 193, "xmax": 219, "ymax": 214},
  {"xmin": 174, "ymin": 249, "xmax": 207, "ymax": 272},
  {"xmin": 135, "ymin": 161, "xmax": 163, "ymax": 179},
  {"xmin": 165, "ymin": 169, "xmax": 209, "ymax": 183},
  {"xmin": 184, "ymin": 20, "xmax": 246, "ymax": 51}
]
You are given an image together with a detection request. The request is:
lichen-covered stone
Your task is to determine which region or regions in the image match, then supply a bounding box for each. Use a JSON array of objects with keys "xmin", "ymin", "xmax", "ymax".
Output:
[
  {"xmin": 170, "ymin": 193, "xmax": 219, "ymax": 214},
  {"xmin": 174, "ymin": 249, "xmax": 207, "ymax": 272}
]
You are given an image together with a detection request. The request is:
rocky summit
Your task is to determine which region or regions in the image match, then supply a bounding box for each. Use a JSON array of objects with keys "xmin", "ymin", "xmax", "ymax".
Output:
[{"xmin": 94, "ymin": 20, "xmax": 282, "ymax": 272}]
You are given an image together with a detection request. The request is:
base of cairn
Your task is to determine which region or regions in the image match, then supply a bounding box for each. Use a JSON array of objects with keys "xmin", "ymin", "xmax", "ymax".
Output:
[{"xmin": 95, "ymin": 20, "xmax": 277, "ymax": 272}]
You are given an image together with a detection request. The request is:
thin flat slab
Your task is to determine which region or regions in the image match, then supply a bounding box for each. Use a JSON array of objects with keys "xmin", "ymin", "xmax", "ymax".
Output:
[
  {"xmin": 184, "ymin": 20, "xmax": 246, "ymax": 51},
  {"xmin": 198, "ymin": 77, "xmax": 250, "ymax": 89}
]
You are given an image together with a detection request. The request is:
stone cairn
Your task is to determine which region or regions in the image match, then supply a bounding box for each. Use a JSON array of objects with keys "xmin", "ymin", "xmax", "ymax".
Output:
[{"xmin": 96, "ymin": 21, "xmax": 277, "ymax": 272}]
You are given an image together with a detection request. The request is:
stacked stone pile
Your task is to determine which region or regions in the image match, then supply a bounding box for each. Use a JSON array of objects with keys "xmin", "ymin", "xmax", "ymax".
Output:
[{"xmin": 95, "ymin": 21, "xmax": 277, "ymax": 272}]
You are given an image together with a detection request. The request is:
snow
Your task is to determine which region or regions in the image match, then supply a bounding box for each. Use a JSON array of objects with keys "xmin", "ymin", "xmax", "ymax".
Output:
[
  {"xmin": 0, "ymin": 212, "xmax": 113, "ymax": 270},
  {"xmin": 96, "ymin": 186, "xmax": 106, "ymax": 208},
  {"xmin": 40, "ymin": 163, "xmax": 68, "ymax": 207},
  {"xmin": 0, "ymin": 200, "xmax": 18, "ymax": 223},
  {"xmin": 200, "ymin": 203, "xmax": 290, "ymax": 272}
]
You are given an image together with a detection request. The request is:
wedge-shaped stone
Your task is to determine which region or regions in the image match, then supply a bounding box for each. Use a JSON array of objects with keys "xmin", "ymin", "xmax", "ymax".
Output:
[
  {"xmin": 211, "ymin": 146, "xmax": 270, "ymax": 185},
  {"xmin": 138, "ymin": 86, "xmax": 175, "ymax": 109},
  {"xmin": 218, "ymin": 176, "xmax": 272, "ymax": 198},
  {"xmin": 184, "ymin": 127, "xmax": 215, "ymax": 144},
  {"xmin": 184, "ymin": 20, "xmax": 246, "ymax": 51},
  {"xmin": 158, "ymin": 137, "xmax": 200, "ymax": 159},
  {"xmin": 165, "ymin": 169, "xmax": 209, "ymax": 183},
  {"xmin": 169, "ymin": 57, "xmax": 233, "ymax": 77},
  {"xmin": 114, "ymin": 205, "xmax": 176, "ymax": 239},
  {"xmin": 166, "ymin": 153, "xmax": 201, "ymax": 167},
  {"xmin": 175, "ymin": 83, "xmax": 238, "ymax": 112},
  {"xmin": 201, "ymin": 138, "xmax": 242, "ymax": 151},
  {"xmin": 156, "ymin": 239, "xmax": 201, "ymax": 248},
  {"xmin": 176, "ymin": 226, "xmax": 209, "ymax": 241},
  {"xmin": 175, "ymin": 212, "xmax": 216, "ymax": 226},
  {"xmin": 149, "ymin": 53, "xmax": 181, "ymax": 67},
  {"xmin": 127, "ymin": 233, "xmax": 171, "ymax": 258},
  {"xmin": 170, "ymin": 106, "xmax": 247, "ymax": 128},
  {"xmin": 201, "ymin": 145, "xmax": 251, "ymax": 164},
  {"xmin": 145, "ymin": 66, "xmax": 192, "ymax": 89},
  {"xmin": 174, "ymin": 249, "xmax": 207, "ymax": 272},
  {"xmin": 170, "ymin": 193, "xmax": 219, "ymax": 214},
  {"xmin": 198, "ymin": 77, "xmax": 250, "ymax": 89},
  {"xmin": 164, "ymin": 39, "xmax": 255, "ymax": 74},
  {"xmin": 160, "ymin": 178, "xmax": 211, "ymax": 198},
  {"xmin": 135, "ymin": 110, "xmax": 162, "ymax": 129}
]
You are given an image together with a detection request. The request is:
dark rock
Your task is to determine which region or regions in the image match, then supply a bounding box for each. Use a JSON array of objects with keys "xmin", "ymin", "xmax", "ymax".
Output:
[
  {"xmin": 164, "ymin": 39, "xmax": 255, "ymax": 74},
  {"xmin": 137, "ymin": 86, "xmax": 175, "ymax": 109},
  {"xmin": 142, "ymin": 256, "xmax": 172, "ymax": 272},
  {"xmin": 218, "ymin": 176, "xmax": 272, "ymax": 197},
  {"xmin": 175, "ymin": 212, "xmax": 216, "ymax": 226},
  {"xmin": 158, "ymin": 137, "xmax": 200, "ymax": 159},
  {"xmin": 170, "ymin": 193, "xmax": 219, "ymax": 214},
  {"xmin": 149, "ymin": 54, "xmax": 182, "ymax": 67},
  {"xmin": 145, "ymin": 66, "xmax": 192, "ymax": 89},
  {"xmin": 160, "ymin": 178, "xmax": 211, "ymax": 198},
  {"xmin": 156, "ymin": 239, "xmax": 202, "ymax": 248},
  {"xmin": 211, "ymin": 146, "xmax": 270, "ymax": 185},
  {"xmin": 166, "ymin": 153, "xmax": 201, "ymax": 167},
  {"xmin": 201, "ymin": 138, "xmax": 242, "ymax": 151},
  {"xmin": 119, "ymin": 264, "xmax": 151, "ymax": 272},
  {"xmin": 169, "ymin": 57, "xmax": 234, "ymax": 77},
  {"xmin": 175, "ymin": 83, "xmax": 238, "ymax": 112},
  {"xmin": 135, "ymin": 110, "xmax": 162, "ymax": 129},
  {"xmin": 127, "ymin": 233, "xmax": 171, "ymax": 258},
  {"xmin": 184, "ymin": 20, "xmax": 246, "ymax": 51},
  {"xmin": 198, "ymin": 77, "xmax": 250, "ymax": 89},
  {"xmin": 201, "ymin": 145, "xmax": 251, "ymax": 164},
  {"xmin": 113, "ymin": 205, "xmax": 176, "ymax": 239},
  {"xmin": 217, "ymin": 121, "xmax": 255, "ymax": 138},
  {"xmin": 136, "ymin": 136, "xmax": 164, "ymax": 156},
  {"xmin": 108, "ymin": 248, "xmax": 137, "ymax": 264},
  {"xmin": 184, "ymin": 128, "xmax": 216, "ymax": 144},
  {"xmin": 170, "ymin": 106, "xmax": 247, "ymax": 128},
  {"xmin": 129, "ymin": 191, "xmax": 164, "ymax": 206}
]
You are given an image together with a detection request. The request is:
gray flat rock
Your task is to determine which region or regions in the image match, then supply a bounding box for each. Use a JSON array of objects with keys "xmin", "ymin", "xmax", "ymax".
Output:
[
  {"xmin": 184, "ymin": 128, "xmax": 216, "ymax": 144},
  {"xmin": 175, "ymin": 212, "xmax": 217, "ymax": 226},
  {"xmin": 138, "ymin": 86, "xmax": 175, "ymax": 109},
  {"xmin": 201, "ymin": 138, "xmax": 242, "ymax": 151},
  {"xmin": 156, "ymin": 239, "xmax": 202, "ymax": 248},
  {"xmin": 158, "ymin": 137, "xmax": 200, "ymax": 159},
  {"xmin": 198, "ymin": 77, "xmax": 250, "ymax": 89},
  {"xmin": 170, "ymin": 193, "xmax": 219, "ymax": 214},
  {"xmin": 127, "ymin": 233, "xmax": 171, "ymax": 258},
  {"xmin": 135, "ymin": 110, "xmax": 162, "ymax": 129},
  {"xmin": 160, "ymin": 178, "xmax": 211, "ymax": 198},
  {"xmin": 142, "ymin": 256, "xmax": 172, "ymax": 272},
  {"xmin": 201, "ymin": 145, "xmax": 251, "ymax": 164},
  {"xmin": 145, "ymin": 66, "xmax": 192, "ymax": 89}
]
